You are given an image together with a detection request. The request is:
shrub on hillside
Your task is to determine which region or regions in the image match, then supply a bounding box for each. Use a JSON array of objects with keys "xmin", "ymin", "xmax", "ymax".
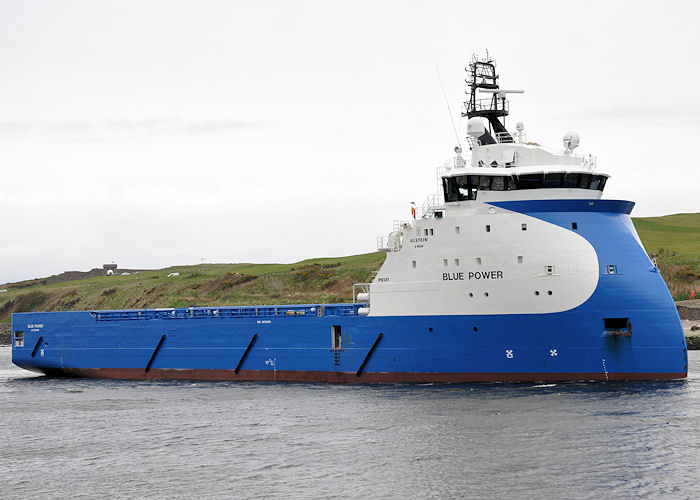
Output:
[{"xmin": 14, "ymin": 291, "xmax": 48, "ymax": 313}]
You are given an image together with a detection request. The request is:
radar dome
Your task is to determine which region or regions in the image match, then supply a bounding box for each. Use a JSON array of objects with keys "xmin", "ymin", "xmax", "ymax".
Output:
[
  {"xmin": 106, "ymin": 269, "xmax": 114, "ymax": 276},
  {"xmin": 516, "ymin": 122, "xmax": 524, "ymax": 132},
  {"xmin": 466, "ymin": 117, "xmax": 486, "ymax": 138},
  {"xmin": 563, "ymin": 131, "xmax": 580, "ymax": 152}
]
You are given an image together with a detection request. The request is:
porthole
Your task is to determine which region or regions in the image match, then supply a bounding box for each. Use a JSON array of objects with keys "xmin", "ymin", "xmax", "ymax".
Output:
[
  {"xmin": 484, "ymin": 292, "xmax": 489, "ymax": 297},
  {"xmin": 473, "ymin": 326, "xmax": 478, "ymax": 332},
  {"xmin": 535, "ymin": 290, "xmax": 540, "ymax": 296},
  {"xmin": 468, "ymin": 292, "xmax": 474, "ymax": 297},
  {"xmin": 428, "ymin": 327, "xmax": 434, "ymax": 332},
  {"xmin": 547, "ymin": 290, "xmax": 553, "ymax": 295}
]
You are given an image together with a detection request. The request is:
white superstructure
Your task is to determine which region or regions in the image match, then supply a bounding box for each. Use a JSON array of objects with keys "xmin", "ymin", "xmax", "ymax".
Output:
[{"xmin": 362, "ymin": 55, "xmax": 609, "ymax": 318}]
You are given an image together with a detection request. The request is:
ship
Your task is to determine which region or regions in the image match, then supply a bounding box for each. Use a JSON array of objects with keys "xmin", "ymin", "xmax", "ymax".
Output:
[{"xmin": 11, "ymin": 55, "xmax": 688, "ymax": 382}]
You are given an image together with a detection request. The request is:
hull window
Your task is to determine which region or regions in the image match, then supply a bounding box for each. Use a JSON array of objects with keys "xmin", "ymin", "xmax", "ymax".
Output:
[{"xmin": 14, "ymin": 331, "xmax": 24, "ymax": 348}]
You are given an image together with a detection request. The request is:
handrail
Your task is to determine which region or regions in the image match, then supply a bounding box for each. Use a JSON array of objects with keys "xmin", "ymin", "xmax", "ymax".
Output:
[{"xmin": 91, "ymin": 303, "xmax": 363, "ymax": 321}]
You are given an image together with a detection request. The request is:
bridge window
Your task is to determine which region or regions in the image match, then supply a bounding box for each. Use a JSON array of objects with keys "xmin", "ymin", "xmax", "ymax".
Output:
[
  {"xmin": 542, "ymin": 173, "xmax": 565, "ymax": 188},
  {"xmin": 442, "ymin": 172, "xmax": 608, "ymax": 200},
  {"xmin": 577, "ymin": 174, "xmax": 591, "ymax": 189},
  {"xmin": 491, "ymin": 176, "xmax": 505, "ymax": 191},
  {"xmin": 562, "ymin": 174, "xmax": 578, "ymax": 188},
  {"xmin": 518, "ymin": 174, "xmax": 543, "ymax": 189}
]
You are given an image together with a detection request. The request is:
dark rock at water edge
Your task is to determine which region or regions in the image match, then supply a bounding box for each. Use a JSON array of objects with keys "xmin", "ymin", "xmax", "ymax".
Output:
[
  {"xmin": 678, "ymin": 305, "xmax": 700, "ymax": 321},
  {"xmin": 0, "ymin": 323, "xmax": 10, "ymax": 345}
]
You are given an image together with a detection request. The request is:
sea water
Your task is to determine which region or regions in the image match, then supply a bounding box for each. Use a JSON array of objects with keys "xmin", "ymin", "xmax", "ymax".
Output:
[{"xmin": 1, "ymin": 346, "xmax": 698, "ymax": 499}]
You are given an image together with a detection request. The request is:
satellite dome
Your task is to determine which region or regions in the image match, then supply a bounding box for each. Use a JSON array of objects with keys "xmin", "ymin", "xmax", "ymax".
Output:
[
  {"xmin": 106, "ymin": 269, "xmax": 114, "ymax": 276},
  {"xmin": 563, "ymin": 131, "xmax": 580, "ymax": 152},
  {"xmin": 466, "ymin": 117, "xmax": 486, "ymax": 138},
  {"xmin": 516, "ymin": 122, "xmax": 524, "ymax": 132}
]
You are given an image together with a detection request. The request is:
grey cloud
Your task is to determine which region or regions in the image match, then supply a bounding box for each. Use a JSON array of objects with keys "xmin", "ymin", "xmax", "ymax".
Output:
[{"xmin": 0, "ymin": 117, "xmax": 272, "ymax": 142}]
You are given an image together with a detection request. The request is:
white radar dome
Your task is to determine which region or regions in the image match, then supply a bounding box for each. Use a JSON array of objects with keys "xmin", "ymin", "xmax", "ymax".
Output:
[
  {"xmin": 563, "ymin": 131, "xmax": 580, "ymax": 152},
  {"xmin": 466, "ymin": 117, "xmax": 486, "ymax": 138},
  {"xmin": 106, "ymin": 269, "xmax": 114, "ymax": 276},
  {"xmin": 516, "ymin": 122, "xmax": 524, "ymax": 132}
]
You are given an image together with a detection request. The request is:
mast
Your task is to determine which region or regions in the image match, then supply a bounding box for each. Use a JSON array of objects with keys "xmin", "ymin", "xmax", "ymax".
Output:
[{"xmin": 462, "ymin": 54, "xmax": 520, "ymax": 142}]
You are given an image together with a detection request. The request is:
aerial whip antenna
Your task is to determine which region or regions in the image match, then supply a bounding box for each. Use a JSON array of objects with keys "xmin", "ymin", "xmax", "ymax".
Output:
[{"xmin": 435, "ymin": 63, "xmax": 461, "ymax": 149}]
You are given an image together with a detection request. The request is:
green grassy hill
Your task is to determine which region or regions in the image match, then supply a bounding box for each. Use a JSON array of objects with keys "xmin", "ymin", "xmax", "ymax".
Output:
[
  {"xmin": 1, "ymin": 213, "xmax": 698, "ymax": 322},
  {"xmin": 0, "ymin": 253, "xmax": 386, "ymax": 322},
  {"xmin": 632, "ymin": 213, "xmax": 700, "ymax": 300}
]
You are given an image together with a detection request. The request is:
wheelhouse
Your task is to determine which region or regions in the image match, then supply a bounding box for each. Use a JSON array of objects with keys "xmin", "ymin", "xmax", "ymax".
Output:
[{"xmin": 442, "ymin": 171, "xmax": 609, "ymax": 202}]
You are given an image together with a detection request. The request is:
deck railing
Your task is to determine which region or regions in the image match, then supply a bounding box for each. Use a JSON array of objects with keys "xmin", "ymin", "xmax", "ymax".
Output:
[{"xmin": 90, "ymin": 303, "xmax": 363, "ymax": 321}]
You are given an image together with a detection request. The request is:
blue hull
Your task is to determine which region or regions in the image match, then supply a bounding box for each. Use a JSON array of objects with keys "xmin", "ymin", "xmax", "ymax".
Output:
[{"xmin": 11, "ymin": 200, "xmax": 688, "ymax": 382}]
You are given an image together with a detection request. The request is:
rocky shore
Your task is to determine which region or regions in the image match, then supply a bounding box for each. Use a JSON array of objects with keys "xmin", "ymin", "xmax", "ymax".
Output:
[
  {"xmin": 0, "ymin": 322, "xmax": 10, "ymax": 345},
  {"xmin": 678, "ymin": 300, "xmax": 700, "ymax": 350}
]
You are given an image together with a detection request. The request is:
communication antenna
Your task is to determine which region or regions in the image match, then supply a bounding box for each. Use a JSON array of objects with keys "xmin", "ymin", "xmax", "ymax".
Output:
[{"xmin": 435, "ymin": 63, "xmax": 461, "ymax": 149}]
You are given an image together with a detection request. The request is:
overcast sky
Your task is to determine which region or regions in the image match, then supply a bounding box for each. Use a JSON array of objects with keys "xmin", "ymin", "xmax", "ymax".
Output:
[{"xmin": 1, "ymin": 0, "xmax": 699, "ymax": 283}]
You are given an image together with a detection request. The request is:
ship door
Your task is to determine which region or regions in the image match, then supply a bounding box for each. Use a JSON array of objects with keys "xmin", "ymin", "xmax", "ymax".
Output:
[
  {"xmin": 332, "ymin": 325, "xmax": 342, "ymax": 349},
  {"xmin": 331, "ymin": 325, "xmax": 342, "ymax": 367}
]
